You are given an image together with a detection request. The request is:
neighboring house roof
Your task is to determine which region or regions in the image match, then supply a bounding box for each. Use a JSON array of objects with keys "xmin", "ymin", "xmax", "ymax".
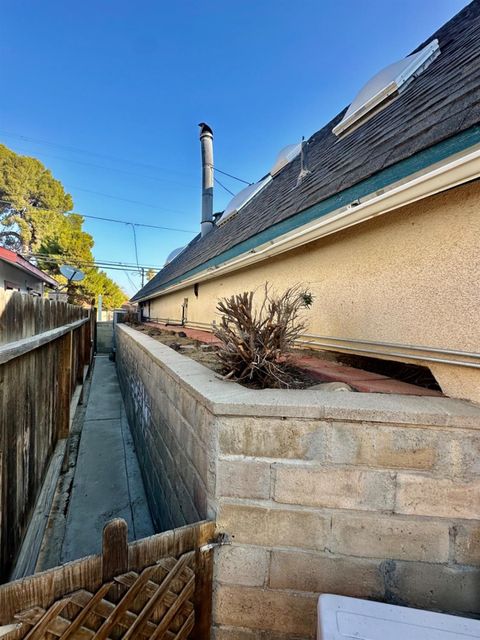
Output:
[
  {"xmin": 133, "ymin": 1, "xmax": 480, "ymax": 303},
  {"xmin": 0, "ymin": 247, "xmax": 58, "ymax": 288}
]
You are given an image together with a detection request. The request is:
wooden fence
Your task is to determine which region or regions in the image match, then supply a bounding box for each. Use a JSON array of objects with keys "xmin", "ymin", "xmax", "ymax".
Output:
[
  {"xmin": 0, "ymin": 291, "xmax": 94, "ymax": 581},
  {"xmin": 0, "ymin": 518, "xmax": 215, "ymax": 639}
]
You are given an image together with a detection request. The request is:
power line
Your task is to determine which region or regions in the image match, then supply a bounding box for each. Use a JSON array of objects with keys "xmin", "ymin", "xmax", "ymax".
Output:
[
  {"xmin": 0, "ymin": 130, "xmax": 196, "ymax": 179},
  {"xmin": 65, "ymin": 185, "xmax": 189, "ymax": 215},
  {"xmin": 125, "ymin": 271, "xmax": 140, "ymax": 291},
  {"xmin": 28, "ymin": 252, "xmax": 164, "ymax": 270},
  {"xmin": 77, "ymin": 212, "xmax": 197, "ymax": 233},
  {"xmin": 0, "ymin": 201, "xmax": 197, "ymax": 233},
  {"xmin": 6, "ymin": 143, "xmax": 198, "ymax": 190},
  {"xmin": 1, "ymin": 129, "xmax": 252, "ymax": 188},
  {"xmin": 130, "ymin": 224, "xmax": 140, "ymax": 268},
  {"xmin": 28, "ymin": 255, "xmax": 155, "ymax": 274}
]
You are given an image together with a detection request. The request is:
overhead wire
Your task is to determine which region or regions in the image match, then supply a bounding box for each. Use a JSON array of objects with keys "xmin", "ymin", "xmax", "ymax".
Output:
[
  {"xmin": 64, "ymin": 185, "xmax": 189, "ymax": 214},
  {"xmin": 6, "ymin": 143, "xmax": 198, "ymax": 189},
  {"xmin": 78, "ymin": 212, "xmax": 197, "ymax": 233},
  {"xmin": 129, "ymin": 223, "xmax": 140, "ymax": 268},
  {"xmin": 125, "ymin": 271, "xmax": 140, "ymax": 290},
  {"xmin": 27, "ymin": 252, "xmax": 163, "ymax": 270},
  {"xmin": 0, "ymin": 129, "xmax": 253, "ymax": 188},
  {"xmin": 27, "ymin": 256, "xmax": 154, "ymax": 274},
  {"xmin": 0, "ymin": 129, "xmax": 195, "ymax": 179},
  {"xmin": 0, "ymin": 200, "xmax": 197, "ymax": 233}
]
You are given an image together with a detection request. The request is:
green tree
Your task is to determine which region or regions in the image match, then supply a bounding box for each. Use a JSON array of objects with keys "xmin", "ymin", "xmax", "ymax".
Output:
[{"xmin": 0, "ymin": 144, "xmax": 126, "ymax": 309}]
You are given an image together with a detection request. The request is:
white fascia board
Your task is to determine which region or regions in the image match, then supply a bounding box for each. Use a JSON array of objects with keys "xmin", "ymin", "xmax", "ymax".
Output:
[{"xmin": 137, "ymin": 143, "xmax": 480, "ymax": 302}]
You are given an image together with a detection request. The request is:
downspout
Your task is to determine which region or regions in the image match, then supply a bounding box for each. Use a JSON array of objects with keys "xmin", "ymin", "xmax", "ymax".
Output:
[{"xmin": 199, "ymin": 122, "xmax": 214, "ymax": 237}]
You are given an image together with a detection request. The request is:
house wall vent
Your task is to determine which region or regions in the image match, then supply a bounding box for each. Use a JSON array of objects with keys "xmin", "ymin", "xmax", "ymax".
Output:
[{"xmin": 333, "ymin": 39, "xmax": 440, "ymax": 137}]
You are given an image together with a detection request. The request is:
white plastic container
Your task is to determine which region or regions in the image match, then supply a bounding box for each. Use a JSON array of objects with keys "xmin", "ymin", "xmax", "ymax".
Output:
[{"xmin": 318, "ymin": 594, "xmax": 480, "ymax": 639}]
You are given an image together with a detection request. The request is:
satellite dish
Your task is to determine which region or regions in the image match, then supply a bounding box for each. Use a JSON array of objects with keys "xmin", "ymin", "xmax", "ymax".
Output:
[{"xmin": 60, "ymin": 265, "xmax": 85, "ymax": 282}]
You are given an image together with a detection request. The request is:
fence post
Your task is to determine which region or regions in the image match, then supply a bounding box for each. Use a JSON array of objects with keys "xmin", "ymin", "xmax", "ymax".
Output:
[
  {"xmin": 84, "ymin": 315, "xmax": 91, "ymax": 369},
  {"xmin": 93, "ymin": 310, "xmax": 98, "ymax": 356},
  {"xmin": 75, "ymin": 327, "xmax": 84, "ymax": 385},
  {"xmin": 192, "ymin": 522, "xmax": 215, "ymax": 640},
  {"xmin": 57, "ymin": 331, "xmax": 73, "ymax": 440},
  {"xmin": 102, "ymin": 519, "xmax": 128, "ymax": 582}
]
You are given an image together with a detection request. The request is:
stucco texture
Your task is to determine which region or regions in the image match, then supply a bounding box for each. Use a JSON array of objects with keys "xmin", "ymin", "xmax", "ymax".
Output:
[{"xmin": 148, "ymin": 182, "xmax": 480, "ymax": 402}]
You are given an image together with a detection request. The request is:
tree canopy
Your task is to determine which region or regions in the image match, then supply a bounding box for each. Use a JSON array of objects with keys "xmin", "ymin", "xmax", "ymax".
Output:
[{"xmin": 0, "ymin": 143, "xmax": 126, "ymax": 309}]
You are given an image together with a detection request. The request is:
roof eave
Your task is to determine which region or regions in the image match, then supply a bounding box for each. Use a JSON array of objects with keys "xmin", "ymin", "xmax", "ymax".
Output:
[{"xmin": 132, "ymin": 131, "xmax": 480, "ymax": 304}]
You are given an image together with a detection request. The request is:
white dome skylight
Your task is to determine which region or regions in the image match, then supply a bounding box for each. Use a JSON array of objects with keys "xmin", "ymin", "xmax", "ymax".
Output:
[
  {"xmin": 218, "ymin": 176, "xmax": 272, "ymax": 225},
  {"xmin": 217, "ymin": 141, "xmax": 305, "ymax": 226},
  {"xmin": 164, "ymin": 246, "xmax": 186, "ymax": 265},
  {"xmin": 270, "ymin": 142, "xmax": 302, "ymax": 176},
  {"xmin": 333, "ymin": 39, "xmax": 440, "ymax": 136}
]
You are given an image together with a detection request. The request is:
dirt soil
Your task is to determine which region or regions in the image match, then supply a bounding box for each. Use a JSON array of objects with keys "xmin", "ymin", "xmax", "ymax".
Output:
[{"xmin": 127, "ymin": 323, "xmax": 330, "ymax": 389}]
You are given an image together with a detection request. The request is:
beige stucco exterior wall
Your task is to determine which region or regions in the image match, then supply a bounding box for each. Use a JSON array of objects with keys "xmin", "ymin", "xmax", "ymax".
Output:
[
  {"xmin": 116, "ymin": 325, "xmax": 480, "ymax": 639},
  {"xmin": 147, "ymin": 181, "xmax": 480, "ymax": 402}
]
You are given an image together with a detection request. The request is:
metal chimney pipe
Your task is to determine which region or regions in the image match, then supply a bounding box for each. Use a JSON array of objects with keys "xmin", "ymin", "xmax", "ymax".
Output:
[{"xmin": 199, "ymin": 122, "xmax": 214, "ymax": 237}]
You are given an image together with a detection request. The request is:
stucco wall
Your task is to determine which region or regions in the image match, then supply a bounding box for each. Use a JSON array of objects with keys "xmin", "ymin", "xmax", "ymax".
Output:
[
  {"xmin": 147, "ymin": 182, "xmax": 480, "ymax": 402},
  {"xmin": 0, "ymin": 261, "xmax": 45, "ymax": 294},
  {"xmin": 96, "ymin": 321, "xmax": 113, "ymax": 354},
  {"xmin": 116, "ymin": 325, "xmax": 480, "ymax": 639}
]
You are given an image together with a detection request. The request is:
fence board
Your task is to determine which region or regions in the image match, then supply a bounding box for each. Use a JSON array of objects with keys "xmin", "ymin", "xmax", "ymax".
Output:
[
  {"xmin": 0, "ymin": 291, "xmax": 87, "ymax": 346},
  {"xmin": 0, "ymin": 293, "xmax": 93, "ymax": 581}
]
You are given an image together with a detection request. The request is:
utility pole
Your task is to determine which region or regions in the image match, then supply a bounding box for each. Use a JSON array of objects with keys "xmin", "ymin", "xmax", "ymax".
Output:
[{"xmin": 141, "ymin": 267, "xmax": 145, "ymax": 288}]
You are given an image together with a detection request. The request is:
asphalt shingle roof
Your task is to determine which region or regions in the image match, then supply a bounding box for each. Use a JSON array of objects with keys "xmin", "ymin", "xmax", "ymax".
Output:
[{"xmin": 133, "ymin": 1, "xmax": 480, "ymax": 302}]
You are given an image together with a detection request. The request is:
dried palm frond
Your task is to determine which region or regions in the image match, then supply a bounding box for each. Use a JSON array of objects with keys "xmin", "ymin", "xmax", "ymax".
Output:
[{"xmin": 213, "ymin": 284, "xmax": 313, "ymax": 388}]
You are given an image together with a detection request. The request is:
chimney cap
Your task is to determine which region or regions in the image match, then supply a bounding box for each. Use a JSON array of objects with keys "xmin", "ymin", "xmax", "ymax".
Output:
[{"xmin": 199, "ymin": 122, "xmax": 213, "ymax": 137}]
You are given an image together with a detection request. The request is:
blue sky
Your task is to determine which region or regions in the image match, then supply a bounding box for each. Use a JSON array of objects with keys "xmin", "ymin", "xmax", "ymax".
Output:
[{"xmin": 0, "ymin": 0, "xmax": 468, "ymax": 297}]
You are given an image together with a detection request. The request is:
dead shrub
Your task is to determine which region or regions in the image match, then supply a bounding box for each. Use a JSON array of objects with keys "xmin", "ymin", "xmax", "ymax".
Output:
[
  {"xmin": 213, "ymin": 284, "xmax": 313, "ymax": 388},
  {"xmin": 123, "ymin": 310, "xmax": 140, "ymax": 325}
]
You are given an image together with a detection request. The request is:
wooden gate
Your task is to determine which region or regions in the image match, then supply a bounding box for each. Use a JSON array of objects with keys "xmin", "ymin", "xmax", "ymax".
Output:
[{"xmin": 0, "ymin": 519, "xmax": 215, "ymax": 640}]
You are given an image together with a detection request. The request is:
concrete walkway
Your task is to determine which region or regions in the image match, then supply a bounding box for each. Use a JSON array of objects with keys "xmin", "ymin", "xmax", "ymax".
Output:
[{"xmin": 62, "ymin": 356, "xmax": 154, "ymax": 562}]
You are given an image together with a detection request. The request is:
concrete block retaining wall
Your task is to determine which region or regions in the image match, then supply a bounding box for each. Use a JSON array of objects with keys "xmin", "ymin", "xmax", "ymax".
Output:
[
  {"xmin": 116, "ymin": 325, "xmax": 216, "ymax": 530},
  {"xmin": 116, "ymin": 324, "xmax": 480, "ymax": 639}
]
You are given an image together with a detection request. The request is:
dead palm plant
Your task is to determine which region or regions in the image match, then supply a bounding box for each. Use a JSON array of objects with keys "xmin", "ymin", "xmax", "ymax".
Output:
[{"xmin": 213, "ymin": 284, "xmax": 313, "ymax": 388}]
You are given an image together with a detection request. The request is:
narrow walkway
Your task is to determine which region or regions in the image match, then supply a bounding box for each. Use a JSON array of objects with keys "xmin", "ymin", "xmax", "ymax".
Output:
[{"xmin": 61, "ymin": 356, "xmax": 154, "ymax": 562}]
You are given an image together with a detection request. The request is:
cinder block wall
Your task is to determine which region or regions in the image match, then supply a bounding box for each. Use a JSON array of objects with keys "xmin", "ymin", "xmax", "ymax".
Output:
[
  {"xmin": 116, "ymin": 325, "xmax": 480, "ymax": 639},
  {"xmin": 214, "ymin": 415, "xmax": 480, "ymax": 639},
  {"xmin": 116, "ymin": 325, "xmax": 216, "ymax": 530}
]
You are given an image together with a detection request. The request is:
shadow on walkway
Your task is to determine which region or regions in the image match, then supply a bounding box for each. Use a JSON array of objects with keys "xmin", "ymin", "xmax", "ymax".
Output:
[{"xmin": 61, "ymin": 356, "xmax": 154, "ymax": 562}]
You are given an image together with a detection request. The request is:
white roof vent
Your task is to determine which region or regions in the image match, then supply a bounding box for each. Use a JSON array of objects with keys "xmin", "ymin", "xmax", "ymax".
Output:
[
  {"xmin": 218, "ymin": 176, "xmax": 272, "ymax": 225},
  {"xmin": 333, "ymin": 39, "xmax": 440, "ymax": 137},
  {"xmin": 270, "ymin": 142, "xmax": 302, "ymax": 176},
  {"xmin": 164, "ymin": 246, "xmax": 186, "ymax": 265}
]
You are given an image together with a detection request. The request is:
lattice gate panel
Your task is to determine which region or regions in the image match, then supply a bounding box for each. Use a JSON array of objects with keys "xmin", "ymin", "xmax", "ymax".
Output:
[
  {"xmin": 0, "ymin": 520, "xmax": 215, "ymax": 640},
  {"xmin": 14, "ymin": 553, "xmax": 195, "ymax": 640}
]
